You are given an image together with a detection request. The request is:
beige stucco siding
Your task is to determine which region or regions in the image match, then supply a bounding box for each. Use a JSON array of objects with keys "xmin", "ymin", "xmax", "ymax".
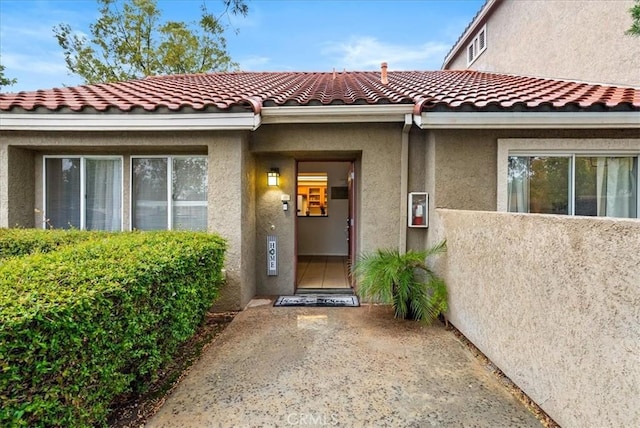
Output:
[
  {"xmin": 438, "ymin": 209, "xmax": 640, "ymax": 428},
  {"xmin": 447, "ymin": 0, "xmax": 640, "ymax": 87},
  {"xmin": 0, "ymin": 144, "xmax": 35, "ymax": 228},
  {"xmin": 0, "ymin": 143, "xmax": 8, "ymax": 228},
  {"xmin": 253, "ymin": 155, "xmax": 297, "ymax": 296},
  {"xmin": 432, "ymin": 130, "xmax": 498, "ymax": 211},
  {"xmin": 406, "ymin": 129, "xmax": 428, "ymax": 250},
  {"xmin": 1, "ymin": 130, "xmax": 253, "ymax": 309},
  {"xmin": 208, "ymin": 134, "xmax": 256, "ymax": 310},
  {"xmin": 6, "ymin": 131, "xmax": 208, "ymax": 229},
  {"xmin": 251, "ymin": 123, "xmax": 403, "ymax": 293},
  {"xmin": 8, "ymin": 147, "xmax": 35, "ymax": 227}
]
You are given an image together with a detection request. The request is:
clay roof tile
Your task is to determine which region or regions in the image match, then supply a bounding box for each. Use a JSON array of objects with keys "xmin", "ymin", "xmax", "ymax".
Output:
[{"xmin": 1, "ymin": 70, "xmax": 639, "ymax": 113}]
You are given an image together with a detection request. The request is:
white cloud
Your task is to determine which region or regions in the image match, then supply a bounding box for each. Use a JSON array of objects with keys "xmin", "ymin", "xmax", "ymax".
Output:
[
  {"xmin": 237, "ymin": 55, "xmax": 271, "ymax": 71},
  {"xmin": 321, "ymin": 36, "xmax": 450, "ymax": 71},
  {"xmin": 0, "ymin": 1, "xmax": 94, "ymax": 91},
  {"xmin": 2, "ymin": 52, "xmax": 68, "ymax": 75},
  {"xmin": 1, "ymin": 51, "xmax": 81, "ymax": 92}
]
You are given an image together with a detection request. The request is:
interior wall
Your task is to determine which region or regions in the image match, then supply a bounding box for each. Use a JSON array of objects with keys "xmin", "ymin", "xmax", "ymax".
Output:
[{"xmin": 297, "ymin": 161, "xmax": 350, "ymax": 256}]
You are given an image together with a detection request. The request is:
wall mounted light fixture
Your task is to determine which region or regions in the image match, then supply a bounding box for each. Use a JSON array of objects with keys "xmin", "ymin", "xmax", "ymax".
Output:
[{"xmin": 267, "ymin": 168, "xmax": 280, "ymax": 187}]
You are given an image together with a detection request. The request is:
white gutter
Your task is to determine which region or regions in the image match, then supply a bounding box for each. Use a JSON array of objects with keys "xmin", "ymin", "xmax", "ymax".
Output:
[
  {"xmin": 0, "ymin": 112, "xmax": 262, "ymax": 131},
  {"xmin": 261, "ymin": 104, "xmax": 414, "ymax": 124},
  {"xmin": 399, "ymin": 113, "xmax": 412, "ymax": 254},
  {"xmin": 414, "ymin": 111, "xmax": 640, "ymax": 129}
]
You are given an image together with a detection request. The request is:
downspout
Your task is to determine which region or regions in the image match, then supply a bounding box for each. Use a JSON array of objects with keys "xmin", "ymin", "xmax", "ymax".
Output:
[
  {"xmin": 399, "ymin": 113, "xmax": 412, "ymax": 254},
  {"xmin": 244, "ymin": 96, "xmax": 264, "ymax": 130},
  {"xmin": 378, "ymin": 62, "xmax": 410, "ymax": 254}
]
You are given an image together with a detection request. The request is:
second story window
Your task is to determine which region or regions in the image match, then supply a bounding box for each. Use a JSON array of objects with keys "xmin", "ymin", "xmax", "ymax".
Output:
[{"xmin": 467, "ymin": 24, "xmax": 487, "ymax": 66}]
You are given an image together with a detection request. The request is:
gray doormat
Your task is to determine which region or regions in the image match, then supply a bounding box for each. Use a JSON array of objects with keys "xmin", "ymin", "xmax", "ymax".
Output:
[{"xmin": 274, "ymin": 295, "xmax": 360, "ymax": 307}]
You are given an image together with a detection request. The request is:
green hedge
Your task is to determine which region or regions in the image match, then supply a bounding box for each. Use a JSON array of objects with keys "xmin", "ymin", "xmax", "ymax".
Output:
[
  {"xmin": 0, "ymin": 231, "xmax": 226, "ymax": 427},
  {"xmin": 0, "ymin": 229, "xmax": 103, "ymax": 260}
]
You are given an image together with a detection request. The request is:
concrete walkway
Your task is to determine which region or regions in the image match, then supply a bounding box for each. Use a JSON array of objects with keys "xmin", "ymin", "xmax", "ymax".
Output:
[{"xmin": 147, "ymin": 300, "xmax": 541, "ymax": 427}]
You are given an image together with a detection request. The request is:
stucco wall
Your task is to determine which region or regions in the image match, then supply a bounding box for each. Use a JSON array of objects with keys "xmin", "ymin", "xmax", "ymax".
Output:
[
  {"xmin": 252, "ymin": 123, "xmax": 403, "ymax": 294},
  {"xmin": 438, "ymin": 209, "xmax": 640, "ymax": 428},
  {"xmin": 424, "ymin": 129, "xmax": 640, "ymax": 247},
  {"xmin": 406, "ymin": 130, "xmax": 427, "ymax": 250},
  {"xmin": 0, "ymin": 143, "xmax": 8, "ymax": 228},
  {"xmin": 7, "ymin": 147, "xmax": 35, "ymax": 227},
  {"xmin": 209, "ymin": 134, "xmax": 256, "ymax": 310},
  {"xmin": 253, "ymin": 155, "xmax": 297, "ymax": 296},
  {"xmin": 0, "ymin": 130, "xmax": 252, "ymax": 310},
  {"xmin": 447, "ymin": 0, "xmax": 640, "ymax": 87},
  {"xmin": 433, "ymin": 130, "xmax": 498, "ymax": 212},
  {"xmin": 0, "ymin": 143, "xmax": 32, "ymax": 228}
]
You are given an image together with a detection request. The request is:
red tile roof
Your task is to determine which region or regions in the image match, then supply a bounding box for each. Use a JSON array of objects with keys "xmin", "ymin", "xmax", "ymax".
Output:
[{"xmin": 1, "ymin": 70, "xmax": 638, "ymax": 114}]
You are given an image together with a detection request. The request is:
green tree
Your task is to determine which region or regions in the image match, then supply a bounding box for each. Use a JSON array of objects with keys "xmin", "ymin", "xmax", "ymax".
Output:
[
  {"xmin": 54, "ymin": 0, "xmax": 248, "ymax": 84},
  {"xmin": 0, "ymin": 63, "xmax": 17, "ymax": 90},
  {"xmin": 628, "ymin": 0, "xmax": 640, "ymax": 36}
]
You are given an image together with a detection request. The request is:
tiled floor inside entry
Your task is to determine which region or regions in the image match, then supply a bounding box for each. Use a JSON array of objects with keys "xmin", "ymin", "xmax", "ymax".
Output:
[{"xmin": 297, "ymin": 256, "xmax": 351, "ymax": 289}]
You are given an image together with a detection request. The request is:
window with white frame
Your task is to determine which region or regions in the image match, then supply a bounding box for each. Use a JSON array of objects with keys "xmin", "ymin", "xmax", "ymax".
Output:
[
  {"xmin": 131, "ymin": 156, "xmax": 208, "ymax": 231},
  {"xmin": 467, "ymin": 24, "xmax": 487, "ymax": 66},
  {"xmin": 507, "ymin": 154, "xmax": 639, "ymax": 218},
  {"xmin": 44, "ymin": 156, "xmax": 123, "ymax": 230}
]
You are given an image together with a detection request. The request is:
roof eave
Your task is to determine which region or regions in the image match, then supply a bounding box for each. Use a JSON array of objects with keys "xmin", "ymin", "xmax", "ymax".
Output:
[
  {"xmin": 0, "ymin": 112, "xmax": 262, "ymax": 131},
  {"xmin": 261, "ymin": 104, "xmax": 415, "ymax": 124},
  {"xmin": 442, "ymin": 0, "xmax": 502, "ymax": 69},
  {"xmin": 415, "ymin": 111, "xmax": 640, "ymax": 129}
]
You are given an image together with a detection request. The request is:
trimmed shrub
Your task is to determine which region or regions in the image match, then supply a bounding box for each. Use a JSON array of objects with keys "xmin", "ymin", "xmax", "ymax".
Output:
[
  {"xmin": 0, "ymin": 231, "xmax": 226, "ymax": 427},
  {"xmin": 0, "ymin": 229, "xmax": 103, "ymax": 260}
]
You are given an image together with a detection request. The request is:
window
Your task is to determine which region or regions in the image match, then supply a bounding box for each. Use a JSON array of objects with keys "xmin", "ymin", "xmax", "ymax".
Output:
[
  {"xmin": 131, "ymin": 156, "xmax": 208, "ymax": 231},
  {"xmin": 466, "ymin": 24, "xmax": 487, "ymax": 66},
  {"xmin": 297, "ymin": 173, "xmax": 328, "ymax": 216},
  {"xmin": 508, "ymin": 155, "xmax": 638, "ymax": 218},
  {"xmin": 44, "ymin": 157, "xmax": 122, "ymax": 230}
]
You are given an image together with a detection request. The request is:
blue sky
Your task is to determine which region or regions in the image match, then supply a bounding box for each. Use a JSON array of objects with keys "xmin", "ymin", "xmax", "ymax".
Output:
[{"xmin": 0, "ymin": 0, "xmax": 485, "ymax": 92}]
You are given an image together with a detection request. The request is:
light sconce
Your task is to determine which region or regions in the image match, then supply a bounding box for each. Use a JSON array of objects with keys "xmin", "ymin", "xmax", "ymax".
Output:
[{"xmin": 267, "ymin": 168, "xmax": 280, "ymax": 187}]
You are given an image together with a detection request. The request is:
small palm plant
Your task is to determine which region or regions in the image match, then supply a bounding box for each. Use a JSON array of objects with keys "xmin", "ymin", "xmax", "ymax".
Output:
[{"xmin": 352, "ymin": 240, "xmax": 447, "ymax": 322}]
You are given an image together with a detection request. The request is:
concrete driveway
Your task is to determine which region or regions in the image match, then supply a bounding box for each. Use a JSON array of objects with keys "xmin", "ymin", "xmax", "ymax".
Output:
[{"xmin": 146, "ymin": 300, "xmax": 541, "ymax": 427}]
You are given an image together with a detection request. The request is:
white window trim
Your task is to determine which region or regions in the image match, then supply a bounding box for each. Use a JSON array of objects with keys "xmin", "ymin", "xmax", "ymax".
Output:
[
  {"xmin": 130, "ymin": 155, "xmax": 208, "ymax": 231},
  {"xmin": 466, "ymin": 24, "xmax": 487, "ymax": 66},
  {"xmin": 42, "ymin": 155, "xmax": 124, "ymax": 230},
  {"xmin": 498, "ymin": 139, "xmax": 640, "ymax": 218}
]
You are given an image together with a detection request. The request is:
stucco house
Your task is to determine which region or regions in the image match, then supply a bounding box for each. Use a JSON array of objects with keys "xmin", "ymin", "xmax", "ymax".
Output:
[
  {"xmin": 1, "ymin": 68, "xmax": 639, "ymax": 427},
  {"xmin": 443, "ymin": 0, "xmax": 640, "ymax": 87}
]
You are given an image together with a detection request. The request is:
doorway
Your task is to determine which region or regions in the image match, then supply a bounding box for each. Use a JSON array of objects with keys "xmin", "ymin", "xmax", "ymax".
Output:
[{"xmin": 296, "ymin": 161, "xmax": 355, "ymax": 291}]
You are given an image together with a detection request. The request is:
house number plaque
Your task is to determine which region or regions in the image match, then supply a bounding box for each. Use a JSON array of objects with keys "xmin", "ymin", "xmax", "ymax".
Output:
[{"xmin": 267, "ymin": 235, "xmax": 277, "ymax": 276}]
